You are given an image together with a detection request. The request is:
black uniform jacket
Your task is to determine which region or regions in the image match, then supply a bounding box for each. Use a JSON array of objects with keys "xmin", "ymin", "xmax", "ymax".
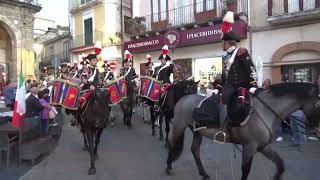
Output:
[
  {"xmin": 221, "ymin": 49, "xmax": 257, "ymax": 89},
  {"xmin": 153, "ymin": 63, "xmax": 174, "ymax": 84}
]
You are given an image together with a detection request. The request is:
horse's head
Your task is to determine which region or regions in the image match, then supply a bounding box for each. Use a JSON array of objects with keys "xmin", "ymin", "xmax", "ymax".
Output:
[
  {"xmin": 92, "ymin": 88, "xmax": 110, "ymax": 109},
  {"xmin": 173, "ymin": 80, "xmax": 199, "ymax": 95}
]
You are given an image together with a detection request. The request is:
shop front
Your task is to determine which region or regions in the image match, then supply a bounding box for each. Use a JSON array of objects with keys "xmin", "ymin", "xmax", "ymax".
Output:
[{"xmin": 124, "ymin": 20, "xmax": 248, "ymax": 82}]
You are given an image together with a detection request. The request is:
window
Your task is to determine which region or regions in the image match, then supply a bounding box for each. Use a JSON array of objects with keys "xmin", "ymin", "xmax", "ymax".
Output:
[
  {"xmin": 152, "ymin": 0, "xmax": 167, "ymax": 22},
  {"xmin": 84, "ymin": 18, "xmax": 93, "ymax": 45},
  {"xmin": 304, "ymin": 0, "xmax": 315, "ymax": 10},
  {"xmin": 63, "ymin": 41, "xmax": 69, "ymax": 60},
  {"xmin": 293, "ymin": 67, "xmax": 312, "ymax": 82},
  {"xmin": 196, "ymin": 0, "xmax": 215, "ymax": 13},
  {"xmin": 288, "ymin": 0, "xmax": 299, "ymax": 13}
]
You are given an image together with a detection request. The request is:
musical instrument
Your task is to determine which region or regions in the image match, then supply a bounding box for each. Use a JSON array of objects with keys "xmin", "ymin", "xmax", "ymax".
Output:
[{"xmin": 138, "ymin": 76, "xmax": 161, "ymax": 102}]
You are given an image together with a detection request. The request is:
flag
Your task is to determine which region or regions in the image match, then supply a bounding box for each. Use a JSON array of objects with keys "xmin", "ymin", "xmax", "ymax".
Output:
[{"xmin": 12, "ymin": 72, "xmax": 26, "ymax": 128}]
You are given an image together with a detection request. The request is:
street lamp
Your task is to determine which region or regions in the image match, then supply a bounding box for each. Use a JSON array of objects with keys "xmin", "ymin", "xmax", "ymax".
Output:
[{"xmin": 33, "ymin": 43, "xmax": 43, "ymax": 79}]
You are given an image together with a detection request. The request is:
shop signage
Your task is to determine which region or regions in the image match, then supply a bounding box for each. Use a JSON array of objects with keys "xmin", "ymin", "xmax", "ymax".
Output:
[{"xmin": 124, "ymin": 20, "xmax": 247, "ymax": 53}]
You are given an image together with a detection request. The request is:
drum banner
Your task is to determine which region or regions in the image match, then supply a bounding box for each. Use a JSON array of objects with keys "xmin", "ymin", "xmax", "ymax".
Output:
[
  {"xmin": 139, "ymin": 76, "xmax": 161, "ymax": 102},
  {"xmin": 107, "ymin": 77, "xmax": 127, "ymax": 105},
  {"xmin": 50, "ymin": 79, "xmax": 81, "ymax": 110}
]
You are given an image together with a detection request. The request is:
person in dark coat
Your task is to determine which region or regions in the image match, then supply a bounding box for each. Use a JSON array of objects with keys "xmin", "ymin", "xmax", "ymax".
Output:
[
  {"xmin": 153, "ymin": 45, "xmax": 174, "ymax": 85},
  {"xmin": 78, "ymin": 54, "xmax": 100, "ymax": 105},
  {"xmin": 144, "ymin": 54, "xmax": 154, "ymax": 76},
  {"xmin": 101, "ymin": 61, "xmax": 115, "ymax": 85},
  {"xmin": 120, "ymin": 50, "xmax": 138, "ymax": 83},
  {"xmin": 25, "ymin": 84, "xmax": 44, "ymax": 118}
]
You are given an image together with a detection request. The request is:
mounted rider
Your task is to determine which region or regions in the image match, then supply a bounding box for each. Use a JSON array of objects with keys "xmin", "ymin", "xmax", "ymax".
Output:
[
  {"xmin": 78, "ymin": 53, "xmax": 100, "ymax": 106},
  {"xmin": 101, "ymin": 60, "xmax": 115, "ymax": 86},
  {"xmin": 144, "ymin": 54, "xmax": 154, "ymax": 76},
  {"xmin": 194, "ymin": 11, "xmax": 257, "ymax": 141},
  {"xmin": 153, "ymin": 45, "xmax": 174, "ymax": 91},
  {"xmin": 120, "ymin": 50, "xmax": 138, "ymax": 84}
]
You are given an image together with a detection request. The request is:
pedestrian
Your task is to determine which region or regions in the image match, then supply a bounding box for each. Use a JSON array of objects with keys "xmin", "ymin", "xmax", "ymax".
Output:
[
  {"xmin": 3, "ymin": 80, "xmax": 16, "ymax": 110},
  {"xmin": 25, "ymin": 83, "xmax": 43, "ymax": 118},
  {"xmin": 38, "ymin": 90, "xmax": 51, "ymax": 139},
  {"xmin": 262, "ymin": 78, "xmax": 271, "ymax": 89},
  {"xmin": 289, "ymin": 109, "xmax": 307, "ymax": 147}
]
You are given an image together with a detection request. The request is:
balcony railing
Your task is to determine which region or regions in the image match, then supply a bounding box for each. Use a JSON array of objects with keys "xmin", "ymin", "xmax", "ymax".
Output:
[
  {"xmin": 268, "ymin": 0, "xmax": 320, "ymax": 16},
  {"xmin": 73, "ymin": 30, "xmax": 104, "ymax": 48},
  {"xmin": 70, "ymin": 0, "xmax": 103, "ymax": 14},
  {"xmin": 18, "ymin": 0, "xmax": 40, "ymax": 6},
  {"xmin": 41, "ymin": 52, "xmax": 70, "ymax": 67},
  {"xmin": 125, "ymin": 0, "xmax": 248, "ymax": 36}
]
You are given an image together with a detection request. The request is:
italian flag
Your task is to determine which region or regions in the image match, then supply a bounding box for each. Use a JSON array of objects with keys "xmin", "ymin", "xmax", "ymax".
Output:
[{"xmin": 12, "ymin": 72, "xmax": 26, "ymax": 128}]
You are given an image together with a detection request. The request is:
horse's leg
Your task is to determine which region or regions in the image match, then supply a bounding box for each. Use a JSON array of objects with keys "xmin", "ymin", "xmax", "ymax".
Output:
[
  {"xmin": 86, "ymin": 129, "xmax": 96, "ymax": 175},
  {"xmin": 82, "ymin": 129, "xmax": 88, "ymax": 151},
  {"xmin": 127, "ymin": 107, "xmax": 133, "ymax": 129},
  {"xmin": 121, "ymin": 103, "xmax": 126, "ymax": 125},
  {"xmin": 150, "ymin": 105, "xmax": 156, "ymax": 136},
  {"xmin": 93, "ymin": 128, "xmax": 104, "ymax": 160},
  {"xmin": 191, "ymin": 132, "xmax": 210, "ymax": 179},
  {"xmin": 159, "ymin": 114, "xmax": 164, "ymax": 141},
  {"xmin": 241, "ymin": 144, "xmax": 257, "ymax": 180},
  {"xmin": 260, "ymin": 145, "xmax": 285, "ymax": 180},
  {"xmin": 165, "ymin": 116, "xmax": 170, "ymax": 147}
]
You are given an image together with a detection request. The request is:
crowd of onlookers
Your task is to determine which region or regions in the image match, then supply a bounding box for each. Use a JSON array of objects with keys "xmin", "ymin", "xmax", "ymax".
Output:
[{"xmin": 1, "ymin": 77, "xmax": 56, "ymax": 140}]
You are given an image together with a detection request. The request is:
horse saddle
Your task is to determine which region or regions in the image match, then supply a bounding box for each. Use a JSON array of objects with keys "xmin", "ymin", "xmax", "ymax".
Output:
[{"xmin": 193, "ymin": 88, "xmax": 251, "ymax": 131}]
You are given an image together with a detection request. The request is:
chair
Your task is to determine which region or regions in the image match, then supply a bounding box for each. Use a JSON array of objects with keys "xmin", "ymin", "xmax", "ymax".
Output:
[{"xmin": 0, "ymin": 132, "xmax": 18, "ymax": 167}]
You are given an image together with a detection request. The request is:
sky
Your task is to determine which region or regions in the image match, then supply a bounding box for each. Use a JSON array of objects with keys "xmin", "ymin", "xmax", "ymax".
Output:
[{"xmin": 36, "ymin": 0, "xmax": 69, "ymax": 27}]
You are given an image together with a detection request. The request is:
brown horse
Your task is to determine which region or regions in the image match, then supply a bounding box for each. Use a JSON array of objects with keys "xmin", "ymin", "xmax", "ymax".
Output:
[{"xmin": 166, "ymin": 82, "xmax": 319, "ymax": 180}]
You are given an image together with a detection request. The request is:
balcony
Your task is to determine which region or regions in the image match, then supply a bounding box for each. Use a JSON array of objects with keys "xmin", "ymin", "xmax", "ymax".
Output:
[
  {"xmin": 125, "ymin": 0, "xmax": 248, "ymax": 37},
  {"xmin": 268, "ymin": 0, "xmax": 320, "ymax": 24},
  {"xmin": 70, "ymin": 0, "xmax": 103, "ymax": 14},
  {"xmin": 73, "ymin": 30, "xmax": 104, "ymax": 49},
  {"xmin": 41, "ymin": 52, "xmax": 70, "ymax": 67},
  {"xmin": 18, "ymin": 0, "xmax": 40, "ymax": 6}
]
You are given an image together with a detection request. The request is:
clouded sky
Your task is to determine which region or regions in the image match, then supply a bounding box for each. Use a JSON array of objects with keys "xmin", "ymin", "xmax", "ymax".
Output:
[{"xmin": 37, "ymin": 0, "xmax": 69, "ymax": 26}]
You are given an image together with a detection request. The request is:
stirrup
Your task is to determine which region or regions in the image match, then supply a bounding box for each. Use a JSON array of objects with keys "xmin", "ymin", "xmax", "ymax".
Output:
[{"xmin": 214, "ymin": 131, "xmax": 227, "ymax": 144}]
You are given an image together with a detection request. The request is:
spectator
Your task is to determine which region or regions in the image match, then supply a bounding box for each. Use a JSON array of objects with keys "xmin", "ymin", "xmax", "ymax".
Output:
[
  {"xmin": 38, "ymin": 90, "xmax": 51, "ymax": 139},
  {"xmin": 197, "ymin": 83, "xmax": 206, "ymax": 96},
  {"xmin": 262, "ymin": 79, "xmax": 271, "ymax": 89},
  {"xmin": 289, "ymin": 109, "xmax": 307, "ymax": 147},
  {"xmin": 26, "ymin": 79, "xmax": 32, "ymax": 93},
  {"xmin": 43, "ymin": 76, "xmax": 49, "ymax": 88},
  {"xmin": 25, "ymin": 83, "xmax": 43, "ymax": 118},
  {"xmin": 3, "ymin": 80, "xmax": 16, "ymax": 110},
  {"xmin": 42, "ymin": 88, "xmax": 50, "ymax": 103}
]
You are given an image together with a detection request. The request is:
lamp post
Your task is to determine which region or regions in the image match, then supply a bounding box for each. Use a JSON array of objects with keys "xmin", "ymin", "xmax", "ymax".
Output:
[{"xmin": 33, "ymin": 43, "xmax": 43, "ymax": 80}]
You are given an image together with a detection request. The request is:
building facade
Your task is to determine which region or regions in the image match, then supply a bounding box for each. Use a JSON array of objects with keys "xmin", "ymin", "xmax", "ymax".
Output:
[
  {"xmin": 125, "ymin": 0, "xmax": 248, "ymax": 84},
  {"xmin": 69, "ymin": 0, "xmax": 132, "ymax": 72},
  {"xmin": 251, "ymin": 0, "xmax": 320, "ymax": 84},
  {"xmin": 35, "ymin": 28, "xmax": 71, "ymax": 78},
  {"xmin": 0, "ymin": 0, "xmax": 41, "ymax": 81}
]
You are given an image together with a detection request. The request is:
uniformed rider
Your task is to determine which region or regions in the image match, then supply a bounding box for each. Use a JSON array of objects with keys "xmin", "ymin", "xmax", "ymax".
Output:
[
  {"xmin": 78, "ymin": 54, "xmax": 100, "ymax": 106},
  {"xmin": 101, "ymin": 61, "xmax": 115, "ymax": 85},
  {"xmin": 214, "ymin": 11, "xmax": 257, "ymax": 141},
  {"xmin": 120, "ymin": 50, "xmax": 138, "ymax": 82},
  {"xmin": 153, "ymin": 45, "xmax": 174, "ymax": 85},
  {"xmin": 144, "ymin": 54, "xmax": 154, "ymax": 76}
]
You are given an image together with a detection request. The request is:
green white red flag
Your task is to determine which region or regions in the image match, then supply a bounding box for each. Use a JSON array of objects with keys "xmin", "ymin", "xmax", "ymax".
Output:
[{"xmin": 12, "ymin": 72, "xmax": 26, "ymax": 128}]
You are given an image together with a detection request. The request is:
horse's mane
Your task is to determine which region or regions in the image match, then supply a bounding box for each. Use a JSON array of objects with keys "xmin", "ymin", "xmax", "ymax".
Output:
[{"xmin": 268, "ymin": 82, "xmax": 318, "ymax": 97}]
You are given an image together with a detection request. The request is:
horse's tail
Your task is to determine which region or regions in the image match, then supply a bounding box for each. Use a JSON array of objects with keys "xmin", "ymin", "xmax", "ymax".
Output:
[{"xmin": 168, "ymin": 130, "xmax": 185, "ymax": 162}]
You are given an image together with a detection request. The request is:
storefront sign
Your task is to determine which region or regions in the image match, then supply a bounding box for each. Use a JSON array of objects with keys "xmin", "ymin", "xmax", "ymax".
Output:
[
  {"xmin": 124, "ymin": 20, "xmax": 247, "ymax": 53},
  {"xmin": 124, "ymin": 35, "xmax": 165, "ymax": 53}
]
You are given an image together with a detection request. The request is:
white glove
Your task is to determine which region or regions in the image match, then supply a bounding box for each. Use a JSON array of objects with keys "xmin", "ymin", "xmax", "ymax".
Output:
[
  {"xmin": 212, "ymin": 89, "xmax": 219, "ymax": 95},
  {"xmin": 88, "ymin": 76, "xmax": 94, "ymax": 82},
  {"xmin": 166, "ymin": 61, "xmax": 173, "ymax": 66},
  {"xmin": 249, "ymin": 87, "xmax": 257, "ymax": 94}
]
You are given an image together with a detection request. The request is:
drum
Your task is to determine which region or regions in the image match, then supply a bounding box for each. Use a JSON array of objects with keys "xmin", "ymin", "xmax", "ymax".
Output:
[
  {"xmin": 139, "ymin": 76, "xmax": 161, "ymax": 102},
  {"xmin": 107, "ymin": 77, "xmax": 127, "ymax": 105},
  {"xmin": 50, "ymin": 80, "xmax": 81, "ymax": 110}
]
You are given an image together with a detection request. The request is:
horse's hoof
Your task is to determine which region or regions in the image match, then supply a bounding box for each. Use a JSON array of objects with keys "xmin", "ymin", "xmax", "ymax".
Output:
[
  {"xmin": 94, "ymin": 154, "xmax": 99, "ymax": 161},
  {"xmin": 166, "ymin": 168, "xmax": 173, "ymax": 176},
  {"xmin": 83, "ymin": 146, "xmax": 88, "ymax": 151},
  {"xmin": 88, "ymin": 167, "xmax": 96, "ymax": 175}
]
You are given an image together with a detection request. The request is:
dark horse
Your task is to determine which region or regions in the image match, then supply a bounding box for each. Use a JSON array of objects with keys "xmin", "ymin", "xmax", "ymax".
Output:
[
  {"xmin": 153, "ymin": 80, "xmax": 199, "ymax": 144},
  {"xmin": 76, "ymin": 89, "xmax": 110, "ymax": 175},
  {"xmin": 166, "ymin": 82, "xmax": 319, "ymax": 180},
  {"xmin": 121, "ymin": 79, "xmax": 135, "ymax": 128}
]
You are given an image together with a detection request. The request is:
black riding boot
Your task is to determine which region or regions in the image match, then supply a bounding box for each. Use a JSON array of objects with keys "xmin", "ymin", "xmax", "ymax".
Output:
[{"xmin": 214, "ymin": 105, "xmax": 229, "ymax": 143}]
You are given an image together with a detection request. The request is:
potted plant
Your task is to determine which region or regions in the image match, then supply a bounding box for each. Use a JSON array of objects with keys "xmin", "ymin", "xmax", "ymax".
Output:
[{"xmin": 226, "ymin": 0, "xmax": 237, "ymax": 12}]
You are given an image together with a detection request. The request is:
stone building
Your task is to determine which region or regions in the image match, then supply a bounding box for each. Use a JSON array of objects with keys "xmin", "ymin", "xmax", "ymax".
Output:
[
  {"xmin": 0, "ymin": 0, "xmax": 41, "ymax": 81},
  {"xmin": 251, "ymin": 0, "xmax": 320, "ymax": 83}
]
